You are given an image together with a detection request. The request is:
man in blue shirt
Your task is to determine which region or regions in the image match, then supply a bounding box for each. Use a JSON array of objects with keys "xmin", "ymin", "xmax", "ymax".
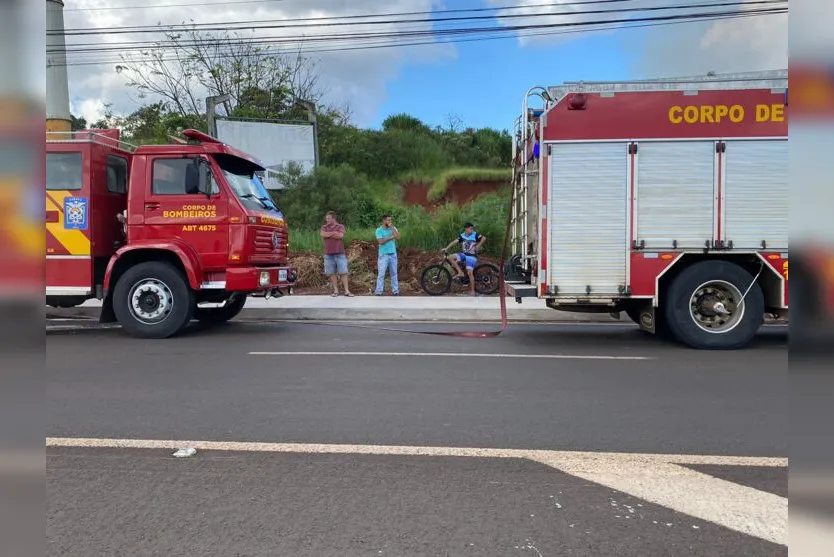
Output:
[
  {"xmin": 443, "ymin": 222, "xmax": 486, "ymax": 296},
  {"xmin": 374, "ymin": 214, "xmax": 400, "ymax": 296}
]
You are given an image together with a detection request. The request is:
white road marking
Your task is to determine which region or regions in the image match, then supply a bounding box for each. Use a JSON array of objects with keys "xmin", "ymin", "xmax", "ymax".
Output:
[
  {"xmin": 46, "ymin": 437, "xmax": 786, "ymax": 546},
  {"xmin": 247, "ymin": 351, "xmax": 653, "ymax": 360},
  {"xmin": 530, "ymin": 453, "xmax": 786, "ymax": 546}
]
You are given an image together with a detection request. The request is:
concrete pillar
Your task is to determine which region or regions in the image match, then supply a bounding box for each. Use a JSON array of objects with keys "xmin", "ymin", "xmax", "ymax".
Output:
[{"xmin": 46, "ymin": 0, "xmax": 71, "ymax": 134}]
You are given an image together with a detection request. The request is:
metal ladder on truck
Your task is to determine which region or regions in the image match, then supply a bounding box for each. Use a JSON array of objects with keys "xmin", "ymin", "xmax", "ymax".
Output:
[{"xmin": 507, "ymin": 93, "xmax": 549, "ymax": 301}]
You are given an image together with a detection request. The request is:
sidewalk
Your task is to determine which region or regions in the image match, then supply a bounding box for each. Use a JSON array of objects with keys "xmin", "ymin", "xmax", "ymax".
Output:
[{"xmin": 47, "ymin": 295, "xmax": 621, "ymax": 323}]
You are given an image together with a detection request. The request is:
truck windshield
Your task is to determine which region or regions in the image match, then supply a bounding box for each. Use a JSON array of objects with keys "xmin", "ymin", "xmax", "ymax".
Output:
[{"xmin": 213, "ymin": 153, "xmax": 280, "ymax": 213}]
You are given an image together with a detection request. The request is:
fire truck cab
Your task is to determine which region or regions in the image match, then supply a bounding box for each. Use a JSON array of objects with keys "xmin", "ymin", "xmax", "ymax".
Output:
[
  {"xmin": 46, "ymin": 129, "xmax": 296, "ymax": 338},
  {"xmin": 507, "ymin": 70, "xmax": 789, "ymax": 350}
]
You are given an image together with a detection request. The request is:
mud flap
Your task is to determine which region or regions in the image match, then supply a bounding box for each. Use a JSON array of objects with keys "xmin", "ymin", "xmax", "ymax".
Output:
[{"xmin": 99, "ymin": 293, "xmax": 116, "ymax": 324}]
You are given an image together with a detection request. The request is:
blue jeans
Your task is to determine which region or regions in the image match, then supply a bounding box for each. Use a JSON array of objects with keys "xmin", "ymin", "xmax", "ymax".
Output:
[{"xmin": 375, "ymin": 253, "xmax": 399, "ymax": 294}]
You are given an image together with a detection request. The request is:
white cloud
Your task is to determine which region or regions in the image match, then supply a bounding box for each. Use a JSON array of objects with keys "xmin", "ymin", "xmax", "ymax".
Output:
[
  {"xmin": 59, "ymin": 0, "xmax": 455, "ymax": 126},
  {"xmin": 483, "ymin": 0, "xmax": 787, "ymax": 77},
  {"xmin": 634, "ymin": 11, "xmax": 787, "ymax": 78}
]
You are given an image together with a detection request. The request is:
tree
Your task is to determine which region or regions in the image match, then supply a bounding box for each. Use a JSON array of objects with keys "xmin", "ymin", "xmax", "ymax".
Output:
[
  {"xmin": 70, "ymin": 115, "xmax": 88, "ymax": 131},
  {"xmin": 86, "ymin": 102, "xmax": 205, "ymax": 145},
  {"xmin": 116, "ymin": 23, "xmax": 325, "ymax": 121}
]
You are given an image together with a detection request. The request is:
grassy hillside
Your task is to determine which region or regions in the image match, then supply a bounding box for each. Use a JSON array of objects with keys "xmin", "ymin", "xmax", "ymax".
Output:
[{"xmin": 399, "ymin": 167, "xmax": 512, "ymax": 201}]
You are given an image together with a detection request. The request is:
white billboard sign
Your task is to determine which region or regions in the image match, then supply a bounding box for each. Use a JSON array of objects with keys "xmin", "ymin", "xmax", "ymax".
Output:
[{"xmin": 215, "ymin": 118, "xmax": 316, "ymax": 190}]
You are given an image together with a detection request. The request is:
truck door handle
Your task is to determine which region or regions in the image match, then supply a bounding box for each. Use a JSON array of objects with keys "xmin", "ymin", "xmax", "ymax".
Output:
[{"xmin": 145, "ymin": 202, "xmax": 160, "ymax": 210}]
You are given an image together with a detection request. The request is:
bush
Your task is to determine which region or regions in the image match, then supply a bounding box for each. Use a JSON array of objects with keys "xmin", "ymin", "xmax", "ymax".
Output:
[{"xmin": 273, "ymin": 164, "xmax": 372, "ymax": 229}]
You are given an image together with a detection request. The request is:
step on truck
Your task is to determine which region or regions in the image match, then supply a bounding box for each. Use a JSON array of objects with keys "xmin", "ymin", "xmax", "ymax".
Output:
[
  {"xmin": 506, "ymin": 70, "xmax": 788, "ymax": 350},
  {"xmin": 45, "ymin": 128, "xmax": 297, "ymax": 338}
]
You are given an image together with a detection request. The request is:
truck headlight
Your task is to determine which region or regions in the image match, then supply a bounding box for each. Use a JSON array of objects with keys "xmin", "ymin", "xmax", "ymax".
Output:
[{"xmin": 259, "ymin": 271, "xmax": 271, "ymax": 287}]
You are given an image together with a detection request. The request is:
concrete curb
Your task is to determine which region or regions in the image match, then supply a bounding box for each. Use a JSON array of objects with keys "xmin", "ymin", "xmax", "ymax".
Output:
[{"xmin": 46, "ymin": 306, "xmax": 622, "ymax": 324}]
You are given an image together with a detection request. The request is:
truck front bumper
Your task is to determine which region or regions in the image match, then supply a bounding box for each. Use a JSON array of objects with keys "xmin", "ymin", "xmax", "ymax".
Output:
[{"xmin": 224, "ymin": 266, "xmax": 297, "ymax": 293}]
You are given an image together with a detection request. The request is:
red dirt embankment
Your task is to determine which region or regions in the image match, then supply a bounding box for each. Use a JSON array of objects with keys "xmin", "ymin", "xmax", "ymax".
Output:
[
  {"xmin": 289, "ymin": 240, "xmax": 499, "ymax": 295},
  {"xmin": 402, "ymin": 180, "xmax": 505, "ymax": 211}
]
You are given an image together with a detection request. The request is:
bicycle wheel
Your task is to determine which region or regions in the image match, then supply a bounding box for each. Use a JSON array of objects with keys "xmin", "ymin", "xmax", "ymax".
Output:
[
  {"xmin": 474, "ymin": 263, "xmax": 501, "ymax": 295},
  {"xmin": 420, "ymin": 264, "xmax": 452, "ymax": 296}
]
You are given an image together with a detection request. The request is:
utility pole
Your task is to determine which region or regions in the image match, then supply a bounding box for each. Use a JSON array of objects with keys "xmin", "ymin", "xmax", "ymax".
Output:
[{"xmin": 205, "ymin": 94, "xmax": 231, "ymax": 137}]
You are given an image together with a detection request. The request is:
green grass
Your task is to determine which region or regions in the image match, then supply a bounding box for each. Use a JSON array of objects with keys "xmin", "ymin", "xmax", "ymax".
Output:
[
  {"xmin": 426, "ymin": 167, "xmax": 512, "ymax": 201},
  {"xmin": 289, "ymin": 226, "xmax": 447, "ymax": 254}
]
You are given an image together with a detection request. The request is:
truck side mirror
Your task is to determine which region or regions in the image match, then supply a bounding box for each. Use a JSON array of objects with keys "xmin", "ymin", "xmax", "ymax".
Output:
[{"xmin": 196, "ymin": 159, "xmax": 212, "ymax": 198}]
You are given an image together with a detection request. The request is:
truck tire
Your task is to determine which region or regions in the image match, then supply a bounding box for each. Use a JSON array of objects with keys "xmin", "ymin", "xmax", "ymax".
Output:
[
  {"xmin": 194, "ymin": 294, "xmax": 247, "ymax": 324},
  {"xmin": 663, "ymin": 260, "xmax": 764, "ymax": 350},
  {"xmin": 112, "ymin": 261, "xmax": 195, "ymax": 339}
]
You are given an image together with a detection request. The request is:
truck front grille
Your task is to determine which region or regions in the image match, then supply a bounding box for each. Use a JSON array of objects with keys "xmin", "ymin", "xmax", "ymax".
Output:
[{"xmin": 253, "ymin": 227, "xmax": 288, "ymax": 261}]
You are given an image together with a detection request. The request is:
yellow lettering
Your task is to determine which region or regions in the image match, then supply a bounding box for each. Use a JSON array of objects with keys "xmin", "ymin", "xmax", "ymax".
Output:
[
  {"xmin": 260, "ymin": 216, "xmax": 284, "ymax": 226},
  {"xmin": 182, "ymin": 225, "xmax": 196, "ymax": 231},
  {"xmin": 162, "ymin": 206, "xmax": 217, "ymax": 219},
  {"xmin": 782, "ymin": 261, "xmax": 788, "ymax": 281},
  {"xmin": 669, "ymin": 104, "xmax": 752, "ymax": 125},
  {"xmin": 756, "ymin": 104, "xmax": 770, "ymax": 122},
  {"xmin": 771, "ymin": 103, "xmax": 785, "ymax": 122}
]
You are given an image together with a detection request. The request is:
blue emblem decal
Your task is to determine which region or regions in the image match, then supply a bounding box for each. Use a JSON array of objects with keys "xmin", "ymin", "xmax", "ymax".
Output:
[{"xmin": 64, "ymin": 197, "xmax": 88, "ymax": 230}]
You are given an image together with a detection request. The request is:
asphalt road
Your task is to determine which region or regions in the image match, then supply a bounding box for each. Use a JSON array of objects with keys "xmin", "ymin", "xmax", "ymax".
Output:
[{"xmin": 47, "ymin": 320, "xmax": 788, "ymax": 556}]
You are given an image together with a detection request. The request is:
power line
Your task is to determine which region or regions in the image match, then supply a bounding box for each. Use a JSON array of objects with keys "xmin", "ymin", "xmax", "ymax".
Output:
[
  {"xmin": 61, "ymin": 0, "xmax": 639, "ymax": 18},
  {"xmin": 64, "ymin": 0, "xmax": 289, "ymax": 11},
  {"xmin": 59, "ymin": 7, "xmax": 787, "ymax": 62},
  {"xmin": 54, "ymin": 0, "xmax": 732, "ymax": 34},
  {"xmin": 53, "ymin": 8, "xmax": 785, "ymax": 68},
  {"xmin": 53, "ymin": 0, "xmax": 786, "ymax": 43}
]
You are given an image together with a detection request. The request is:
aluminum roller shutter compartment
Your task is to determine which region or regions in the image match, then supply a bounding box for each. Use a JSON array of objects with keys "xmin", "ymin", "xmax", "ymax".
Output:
[
  {"xmin": 548, "ymin": 142, "xmax": 628, "ymax": 296},
  {"xmin": 635, "ymin": 141, "xmax": 716, "ymax": 249},
  {"xmin": 722, "ymin": 139, "xmax": 788, "ymax": 250}
]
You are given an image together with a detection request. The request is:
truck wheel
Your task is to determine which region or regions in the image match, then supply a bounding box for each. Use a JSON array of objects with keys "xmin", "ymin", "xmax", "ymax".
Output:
[
  {"xmin": 112, "ymin": 261, "xmax": 195, "ymax": 339},
  {"xmin": 664, "ymin": 260, "xmax": 764, "ymax": 350},
  {"xmin": 194, "ymin": 294, "xmax": 247, "ymax": 324}
]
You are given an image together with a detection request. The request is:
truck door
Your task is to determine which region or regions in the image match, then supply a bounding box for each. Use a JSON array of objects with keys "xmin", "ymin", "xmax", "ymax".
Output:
[{"xmin": 141, "ymin": 156, "xmax": 228, "ymax": 273}]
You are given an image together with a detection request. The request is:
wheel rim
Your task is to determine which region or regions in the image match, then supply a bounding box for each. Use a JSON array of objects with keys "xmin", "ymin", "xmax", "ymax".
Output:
[
  {"xmin": 129, "ymin": 279, "xmax": 174, "ymax": 325},
  {"xmin": 423, "ymin": 267, "xmax": 450, "ymax": 295},
  {"xmin": 475, "ymin": 266, "xmax": 499, "ymax": 294},
  {"xmin": 688, "ymin": 280, "xmax": 745, "ymax": 334}
]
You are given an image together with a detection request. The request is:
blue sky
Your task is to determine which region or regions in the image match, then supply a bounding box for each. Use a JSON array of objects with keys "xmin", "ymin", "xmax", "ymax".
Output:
[
  {"xmin": 371, "ymin": 2, "xmax": 643, "ymax": 132},
  {"xmin": 364, "ymin": 0, "xmax": 787, "ymax": 132},
  {"xmin": 66, "ymin": 0, "xmax": 787, "ymax": 132},
  {"xmin": 374, "ymin": 31, "xmax": 633, "ymax": 132}
]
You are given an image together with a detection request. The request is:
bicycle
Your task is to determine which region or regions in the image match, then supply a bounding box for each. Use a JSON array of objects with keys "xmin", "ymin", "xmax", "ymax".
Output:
[{"xmin": 419, "ymin": 252, "xmax": 501, "ymax": 296}]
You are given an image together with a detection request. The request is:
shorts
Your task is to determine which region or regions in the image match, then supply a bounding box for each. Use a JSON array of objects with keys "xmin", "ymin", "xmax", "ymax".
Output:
[
  {"xmin": 455, "ymin": 253, "xmax": 477, "ymax": 270},
  {"xmin": 324, "ymin": 253, "xmax": 348, "ymax": 276}
]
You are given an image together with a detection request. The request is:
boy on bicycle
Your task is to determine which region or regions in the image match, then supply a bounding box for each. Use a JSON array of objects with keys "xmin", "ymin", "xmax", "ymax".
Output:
[{"xmin": 442, "ymin": 222, "xmax": 486, "ymax": 296}]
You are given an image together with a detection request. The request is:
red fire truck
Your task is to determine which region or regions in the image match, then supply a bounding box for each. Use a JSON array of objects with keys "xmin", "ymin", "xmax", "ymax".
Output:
[
  {"xmin": 507, "ymin": 70, "xmax": 788, "ymax": 349},
  {"xmin": 45, "ymin": 128, "xmax": 297, "ymax": 339}
]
